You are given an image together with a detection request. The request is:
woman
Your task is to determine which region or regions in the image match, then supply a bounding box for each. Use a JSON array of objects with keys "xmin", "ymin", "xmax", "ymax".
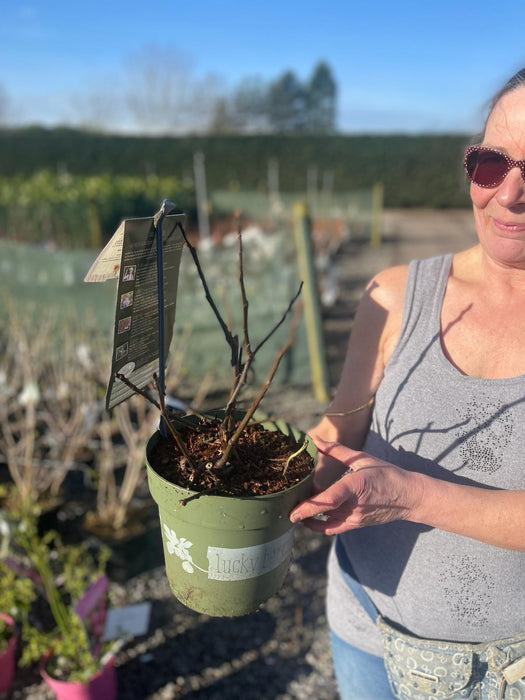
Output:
[{"xmin": 290, "ymin": 67, "xmax": 525, "ymax": 700}]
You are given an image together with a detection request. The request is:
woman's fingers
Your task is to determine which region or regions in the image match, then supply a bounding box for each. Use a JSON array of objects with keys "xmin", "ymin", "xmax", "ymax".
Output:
[
  {"xmin": 290, "ymin": 474, "xmax": 356, "ymax": 523},
  {"xmin": 290, "ymin": 450, "xmax": 419, "ymax": 533}
]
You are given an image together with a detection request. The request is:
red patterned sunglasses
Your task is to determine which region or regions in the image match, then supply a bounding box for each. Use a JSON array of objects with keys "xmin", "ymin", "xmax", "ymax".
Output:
[{"xmin": 464, "ymin": 145, "xmax": 525, "ymax": 188}]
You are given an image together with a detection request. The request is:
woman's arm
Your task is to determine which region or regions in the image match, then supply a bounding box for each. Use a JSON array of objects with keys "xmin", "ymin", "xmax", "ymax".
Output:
[
  {"xmin": 290, "ymin": 438, "xmax": 525, "ymax": 552},
  {"xmin": 309, "ymin": 264, "xmax": 408, "ymax": 492},
  {"xmin": 292, "ymin": 264, "xmax": 525, "ymax": 551}
]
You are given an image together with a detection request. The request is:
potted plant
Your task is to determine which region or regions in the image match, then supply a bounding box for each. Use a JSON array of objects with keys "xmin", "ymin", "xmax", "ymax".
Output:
[
  {"xmin": 0, "ymin": 611, "xmax": 16, "ymax": 694},
  {"xmin": 113, "ymin": 212, "xmax": 316, "ymax": 617},
  {"xmin": 80, "ymin": 331, "xmax": 215, "ymax": 582},
  {"xmin": 0, "ymin": 511, "xmax": 37, "ymax": 694},
  {"xmin": 0, "ymin": 298, "xmax": 101, "ymax": 524},
  {"xmin": 12, "ymin": 515, "xmax": 117, "ymax": 699}
]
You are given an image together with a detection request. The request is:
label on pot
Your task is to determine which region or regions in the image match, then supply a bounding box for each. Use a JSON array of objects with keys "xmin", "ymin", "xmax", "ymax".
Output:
[{"xmin": 206, "ymin": 529, "xmax": 294, "ymax": 581}]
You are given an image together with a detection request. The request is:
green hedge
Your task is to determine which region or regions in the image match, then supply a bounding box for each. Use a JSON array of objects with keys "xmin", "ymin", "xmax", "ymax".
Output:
[
  {"xmin": 0, "ymin": 127, "xmax": 473, "ymax": 209},
  {"xmin": 0, "ymin": 170, "xmax": 195, "ymax": 247}
]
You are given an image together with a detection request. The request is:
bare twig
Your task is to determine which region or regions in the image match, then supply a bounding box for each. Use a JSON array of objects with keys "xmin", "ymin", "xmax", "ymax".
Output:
[
  {"xmin": 224, "ymin": 234, "xmax": 302, "ymax": 420},
  {"xmin": 178, "ymin": 223, "xmax": 240, "ymax": 371},
  {"xmin": 115, "ymin": 373, "xmax": 160, "ymax": 410},
  {"xmin": 253, "ymin": 282, "xmax": 303, "ymax": 356},
  {"xmin": 238, "ymin": 229, "xmax": 252, "ymax": 361},
  {"xmin": 112, "ymin": 219, "xmax": 305, "ymax": 490},
  {"xmin": 115, "ymin": 372, "xmax": 201, "ymax": 428},
  {"xmin": 213, "ymin": 304, "xmax": 301, "ymax": 471},
  {"xmin": 179, "ymin": 486, "xmax": 222, "ymax": 506},
  {"xmin": 152, "ymin": 374, "xmax": 195, "ymax": 468}
]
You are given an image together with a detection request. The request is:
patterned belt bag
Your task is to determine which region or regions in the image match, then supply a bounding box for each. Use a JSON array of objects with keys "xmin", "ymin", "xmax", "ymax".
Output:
[
  {"xmin": 377, "ymin": 616, "xmax": 525, "ymax": 700},
  {"xmin": 335, "ymin": 538, "xmax": 525, "ymax": 700}
]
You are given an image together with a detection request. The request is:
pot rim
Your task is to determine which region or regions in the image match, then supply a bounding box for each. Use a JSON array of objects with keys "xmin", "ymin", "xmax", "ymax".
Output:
[{"xmin": 145, "ymin": 425, "xmax": 315, "ymax": 502}]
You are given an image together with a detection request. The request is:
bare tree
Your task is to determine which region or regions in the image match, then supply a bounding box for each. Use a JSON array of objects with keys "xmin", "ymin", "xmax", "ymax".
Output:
[
  {"xmin": 208, "ymin": 76, "xmax": 270, "ymax": 134},
  {"xmin": 123, "ymin": 45, "xmax": 222, "ymax": 135},
  {"xmin": 69, "ymin": 86, "xmax": 126, "ymax": 133}
]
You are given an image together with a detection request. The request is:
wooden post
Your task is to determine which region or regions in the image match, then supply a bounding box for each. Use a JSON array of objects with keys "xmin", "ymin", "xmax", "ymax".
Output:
[
  {"xmin": 193, "ymin": 151, "xmax": 210, "ymax": 240},
  {"xmin": 370, "ymin": 181, "xmax": 384, "ymax": 248},
  {"xmin": 293, "ymin": 202, "xmax": 330, "ymax": 403},
  {"xmin": 306, "ymin": 165, "xmax": 318, "ymax": 213},
  {"xmin": 268, "ymin": 157, "xmax": 282, "ymax": 225}
]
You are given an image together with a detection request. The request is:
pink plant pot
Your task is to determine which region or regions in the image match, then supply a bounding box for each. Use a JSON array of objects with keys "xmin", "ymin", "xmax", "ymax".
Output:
[
  {"xmin": 40, "ymin": 653, "xmax": 116, "ymax": 700},
  {"xmin": 0, "ymin": 612, "xmax": 16, "ymax": 694}
]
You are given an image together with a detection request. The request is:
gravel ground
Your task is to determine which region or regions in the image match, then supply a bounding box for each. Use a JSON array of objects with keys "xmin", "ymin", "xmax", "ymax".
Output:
[
  {"xmin": 9, "ymin": 210, "xmax": 477, "ymax": 699},
  {"xmin": 12, "ymin": 526, "xmax": 336, "ymax": 700}
]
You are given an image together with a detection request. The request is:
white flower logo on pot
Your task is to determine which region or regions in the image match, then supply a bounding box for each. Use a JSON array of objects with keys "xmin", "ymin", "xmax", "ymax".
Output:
[{"xmin": 162, "ymin": 522, "xmax": 200, "ymax": 575}]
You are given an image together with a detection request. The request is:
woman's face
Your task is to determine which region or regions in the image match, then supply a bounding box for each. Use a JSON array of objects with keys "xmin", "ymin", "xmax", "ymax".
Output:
[{"xmin": 471, "ymin": 85, "xmax": 525, "ymax": 268}]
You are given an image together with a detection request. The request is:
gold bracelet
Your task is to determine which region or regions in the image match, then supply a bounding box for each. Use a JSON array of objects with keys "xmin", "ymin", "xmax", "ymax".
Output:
[{"xmin": 324, "ymin": 396, "xmax": 374, "ymax": 417}]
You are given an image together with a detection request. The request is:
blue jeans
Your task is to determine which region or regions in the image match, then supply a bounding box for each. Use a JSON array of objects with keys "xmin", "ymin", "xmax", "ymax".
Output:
[{"xmin": 330, "ymin": 630, "xmax": 397, "ymax": 700}]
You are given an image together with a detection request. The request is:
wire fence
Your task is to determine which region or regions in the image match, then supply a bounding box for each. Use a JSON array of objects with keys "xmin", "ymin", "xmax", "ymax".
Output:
[
  {"xmin": 1, "ymin": 185, "xmax": 380, "ymax": 395},
  {"xmin": 211, "ymin": 187, "xmax": 378, "ymax": 241}
]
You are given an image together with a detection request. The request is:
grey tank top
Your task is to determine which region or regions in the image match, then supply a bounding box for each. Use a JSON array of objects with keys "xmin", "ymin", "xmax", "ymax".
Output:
[{"xmin": 327, "ymin": 254, "xmax": 525, "ymax": 656}]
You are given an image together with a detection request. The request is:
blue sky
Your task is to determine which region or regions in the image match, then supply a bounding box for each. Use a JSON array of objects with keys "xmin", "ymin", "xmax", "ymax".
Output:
[{"xmin": 1, "ymin": 1, "xmax": 524, "ymax": 134}]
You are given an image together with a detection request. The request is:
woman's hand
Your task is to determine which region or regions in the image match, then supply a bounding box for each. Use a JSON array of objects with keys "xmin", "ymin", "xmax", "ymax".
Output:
[{"xmin": 290, "ymin": 436, "xmax": 424, "ymax": 535}]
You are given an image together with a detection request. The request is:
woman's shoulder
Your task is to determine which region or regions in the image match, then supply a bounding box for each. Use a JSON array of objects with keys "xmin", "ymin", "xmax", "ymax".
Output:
[
  {"xmin": 366, "ymin": 263, "xmax": 410, "ymax": 314},
  {"xmin": 367, "ymin": 254, "xmax": 454, "ymax": 311}
]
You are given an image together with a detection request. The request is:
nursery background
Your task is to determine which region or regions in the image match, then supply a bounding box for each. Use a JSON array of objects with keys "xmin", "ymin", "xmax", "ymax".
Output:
[{"xmin": 0, "ymin": 0, "xmax": 521, "ymax": 697}]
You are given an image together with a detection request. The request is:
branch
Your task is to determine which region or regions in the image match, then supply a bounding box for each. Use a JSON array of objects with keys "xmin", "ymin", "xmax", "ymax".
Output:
[
  {"xmin": 178, "ymin": 222, "xmax": 240, "ymax": 370},
  {"xmin": 253, "ymin": 282, "xmax": 303, "ymax": 356},
  {"xmin": 115, "ymin": 373, "xmax": 160, "ymax": 410},
  {"xmin": 213, "ymin": 305, "xmax": 301, "ymax": 471},
  {"xmin": 115, "ymin": 372, "xmax": 200, "ymax": 429},
  {"xmin": 224, "ymin": 227, "xmax": 254, "ymax": 415},
  {"xmin": 152, "ymin": 374, "xmax": 195, "ymax": 469},
  {"xmin": 238, "ymin": 228, "xmax": 252, "ymax": 361},
  {"xmin": 115, "ymin": 372, "xmax": 196, "ymax": 468}
]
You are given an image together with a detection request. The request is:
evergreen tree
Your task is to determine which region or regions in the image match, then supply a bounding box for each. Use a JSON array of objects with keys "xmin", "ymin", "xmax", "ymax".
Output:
[
  {"xmin": 307, "ymin": 62, "xmax": 337, "ymax": 133},
  {"xmin": 268, "ymin": 70, "xmax": 308, "ymax": 132},
  {"xmin": 209, "ymin": 97, "xmax": 236, "ymax": 134},
  {"xmin": 232, "ymin": 77, "xmax": 269, "ymax": 132}
]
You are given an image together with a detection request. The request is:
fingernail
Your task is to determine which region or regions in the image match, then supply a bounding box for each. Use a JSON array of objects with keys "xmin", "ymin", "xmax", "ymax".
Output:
[{"xmin": 290, "ymin": 512, "xmax": 301, "ymax": 523}]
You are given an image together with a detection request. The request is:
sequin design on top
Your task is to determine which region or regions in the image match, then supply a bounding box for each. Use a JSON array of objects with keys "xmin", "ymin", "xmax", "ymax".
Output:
[
  {"xmin": 454, "ymin": 396, "xmax": 513, "ymax": 474},
  {"xmin": 442, "ymin": 553, "xmax": 496, "ymax": 628}
]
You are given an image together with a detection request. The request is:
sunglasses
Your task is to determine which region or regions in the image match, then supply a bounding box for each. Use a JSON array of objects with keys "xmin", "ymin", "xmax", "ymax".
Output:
[{"xmin": 464, "ymin": 145, "xmax": 525, "ymax": 188}]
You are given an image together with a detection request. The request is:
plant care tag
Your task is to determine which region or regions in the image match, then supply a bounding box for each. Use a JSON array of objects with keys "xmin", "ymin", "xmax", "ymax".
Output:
[
  {"xmin": 206, "ymin": 529, "xmax": 294, "ymax": 581},
  {"xmin": 84, "ymin": 213, "xmax": 185, "ymax": 409},
  {"xmin": 103, "ymin": 602, "xmax": 152, "ymax": 640}
]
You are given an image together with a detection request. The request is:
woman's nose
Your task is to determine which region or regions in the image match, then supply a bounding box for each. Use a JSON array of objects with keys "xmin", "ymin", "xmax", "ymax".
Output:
[{"xmin": 496, "ymin": 167, "xmax": 525, "ymax": 207}]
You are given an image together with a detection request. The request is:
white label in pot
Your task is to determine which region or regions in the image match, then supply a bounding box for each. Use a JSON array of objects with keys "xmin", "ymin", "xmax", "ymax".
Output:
[{"xmin": 206, "ymin": 529, "xmax": 294, "ymax": 581}]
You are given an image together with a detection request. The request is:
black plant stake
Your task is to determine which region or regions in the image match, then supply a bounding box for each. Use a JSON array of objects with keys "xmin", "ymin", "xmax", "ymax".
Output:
[{"xmin": 154, "ymin": 199, "xmax": 177, "ymax": 436}]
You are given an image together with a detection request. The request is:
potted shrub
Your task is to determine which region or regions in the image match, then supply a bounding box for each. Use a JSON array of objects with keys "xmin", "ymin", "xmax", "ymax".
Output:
[
  {"xmin": 112, "ymin": 212, "xmax": 316, "ymax": 617},
  {"xmin": 12, "ymin": 515, "xmax": 118, "ymax": 699},
  {"xmin": 80, "ymin": 394, "xmax": 162, "ymax": 581},
  {"xmin": 0, "ymin": 513, "xmax": 37, "ymax": 694},
  {"xmin": 80, "ymin": 333, "xmax": 215, "ymax": 582},
  {"xmin": 0, "ymin": 299, "xmax": 100, "ymax": 523},
  {"xmin": 0, "ymin": 611, "xmax": 17, "ymax": 694}
]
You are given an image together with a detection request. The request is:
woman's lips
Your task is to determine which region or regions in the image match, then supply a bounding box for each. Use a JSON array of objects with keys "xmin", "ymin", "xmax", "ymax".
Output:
[{"xmin": 493, "ymin": 218, "xmax": 525, "ymax": 233}]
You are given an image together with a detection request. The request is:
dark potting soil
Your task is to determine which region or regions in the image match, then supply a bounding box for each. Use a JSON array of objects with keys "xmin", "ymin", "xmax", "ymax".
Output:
[{"xmin": 150, "ymin": 419, "xmax": 314, "ymax": 497}]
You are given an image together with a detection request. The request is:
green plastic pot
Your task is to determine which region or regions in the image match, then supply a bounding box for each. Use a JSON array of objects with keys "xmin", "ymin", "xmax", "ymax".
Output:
[{"xmin": 145, "ymin": 418, "xmax": 315, "ymax": 617}]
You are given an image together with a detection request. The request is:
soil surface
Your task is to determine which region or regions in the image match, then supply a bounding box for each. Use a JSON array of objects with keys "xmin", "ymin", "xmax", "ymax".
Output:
[
  {"xmin": 151, "ymin": 418, "xmax": 314, "ymax": 497},
  {"xmin": 12, "ymin": 209, "xmax": 479, "ymax": 700}
]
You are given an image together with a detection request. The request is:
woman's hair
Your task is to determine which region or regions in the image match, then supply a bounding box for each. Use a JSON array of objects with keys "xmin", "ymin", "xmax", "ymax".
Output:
[{"xmin": 483, "ymin": 67, "xmax": 525, "ymax": 133}]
